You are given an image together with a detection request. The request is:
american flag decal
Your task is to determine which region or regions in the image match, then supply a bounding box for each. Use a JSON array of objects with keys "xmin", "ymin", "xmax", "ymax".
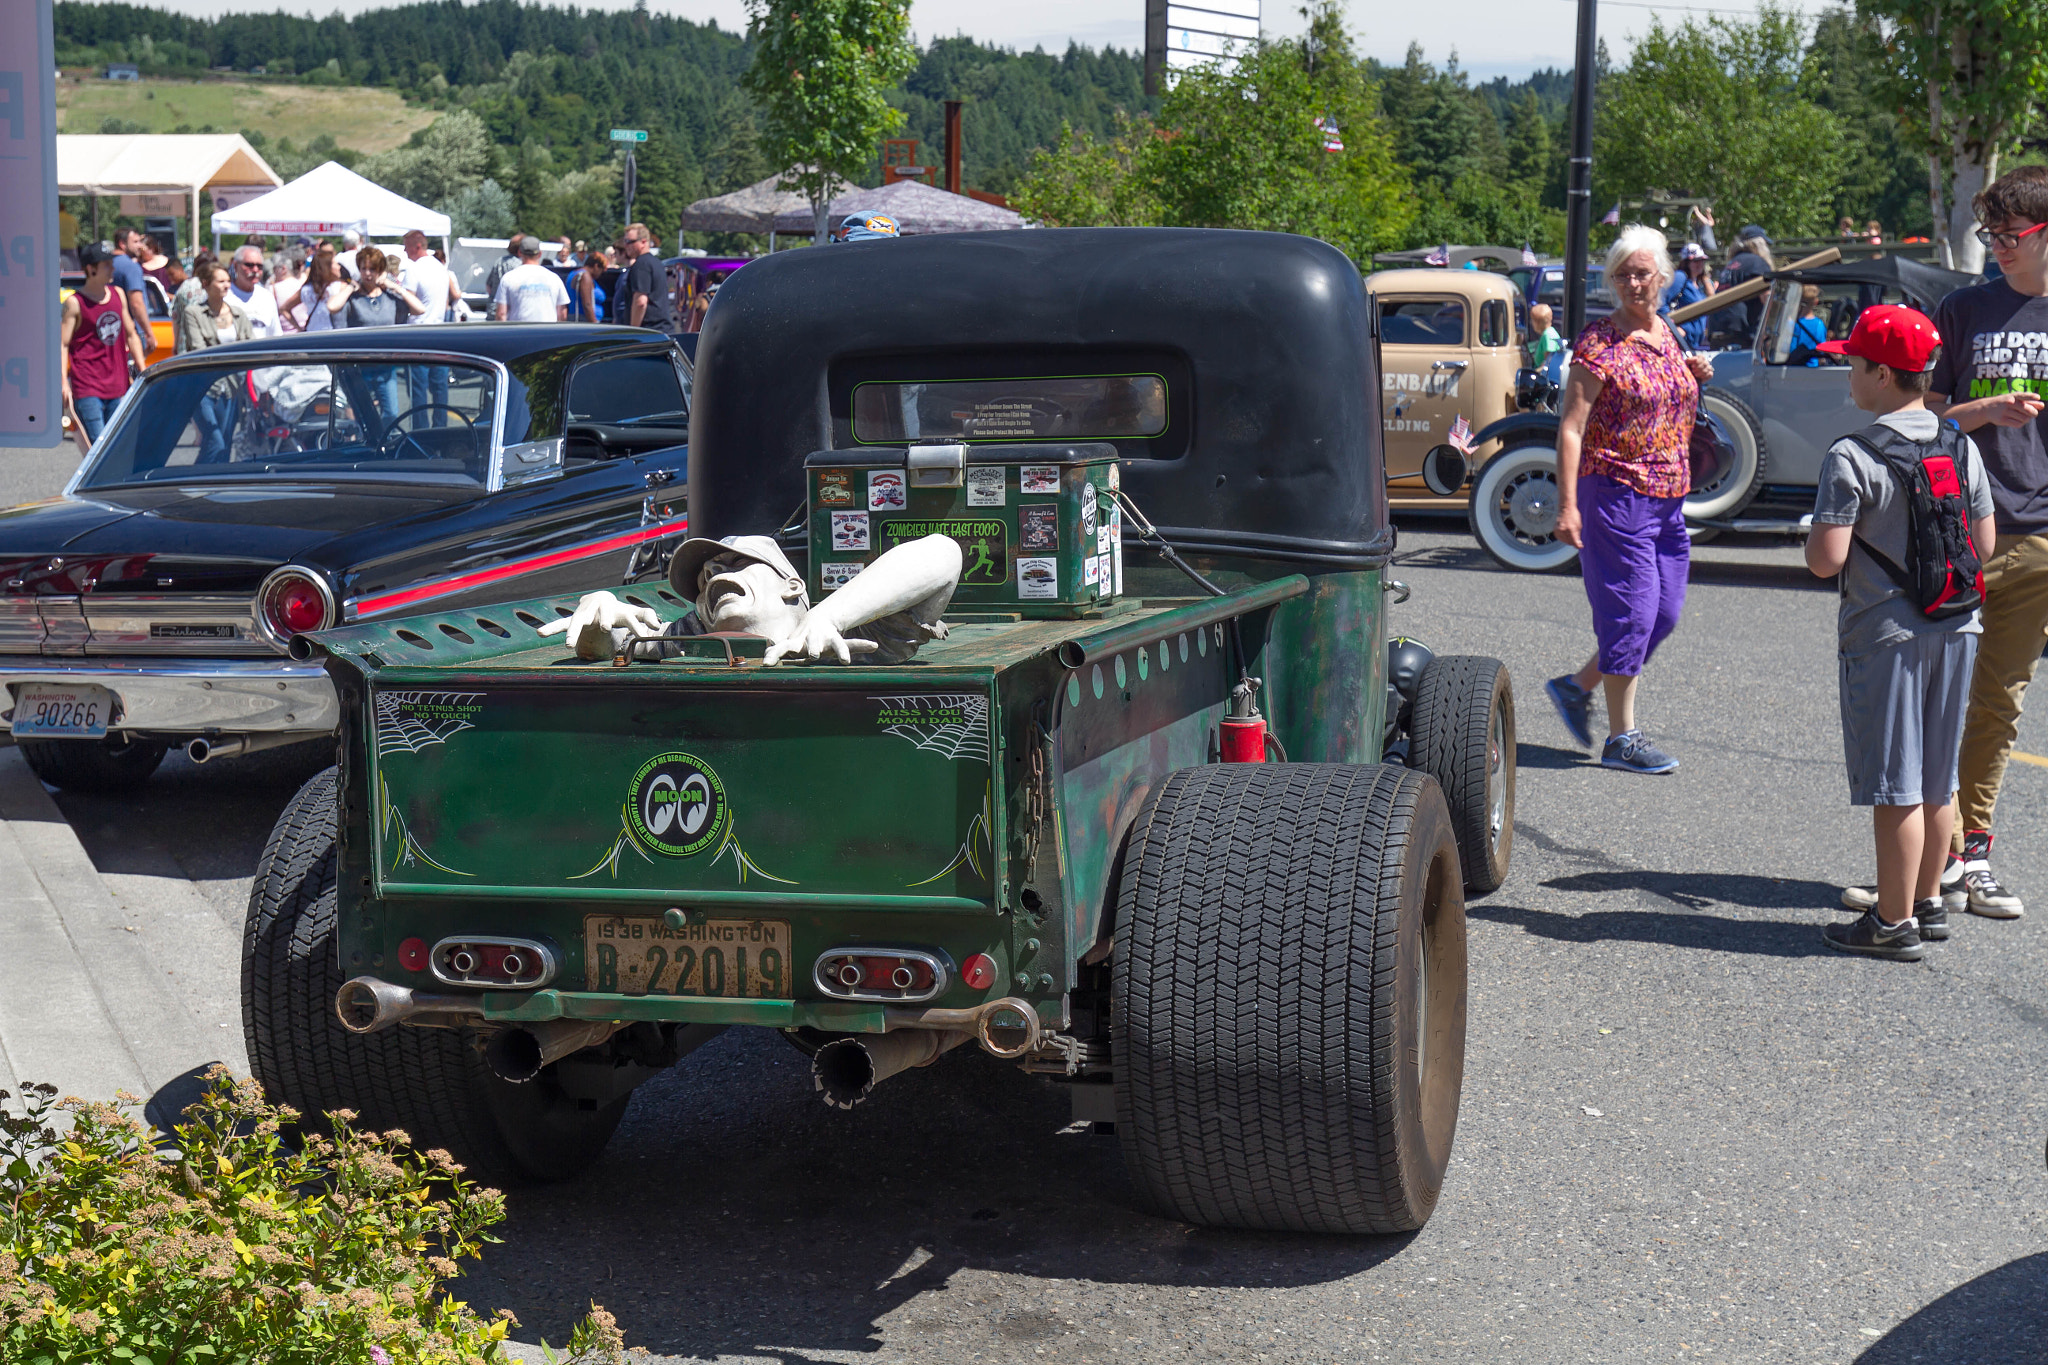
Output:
[{"xmin": 1448, "ymin": 415, "xmax": 1476, "ymax": 455}]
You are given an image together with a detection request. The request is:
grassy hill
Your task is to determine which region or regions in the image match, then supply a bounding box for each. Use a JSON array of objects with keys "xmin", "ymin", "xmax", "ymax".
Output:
[{"xmin": 57, "ymin": 74, "xmax": 434, "ymax": 156}]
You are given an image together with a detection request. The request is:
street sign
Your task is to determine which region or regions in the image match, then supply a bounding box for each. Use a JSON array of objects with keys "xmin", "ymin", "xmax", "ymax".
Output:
[
  {"xmin": 610, "ymin": 129, "xmax": 648, "ymax": 143},
  {"xmin": 0, "ymin": 2, "xmax": 61, "ymax": 447}
]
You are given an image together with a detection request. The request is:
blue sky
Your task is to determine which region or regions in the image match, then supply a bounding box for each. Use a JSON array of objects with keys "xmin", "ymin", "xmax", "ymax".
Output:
[{"xmin": 133, "ymin": 0, "xmax": 1813, "ymax": 80}]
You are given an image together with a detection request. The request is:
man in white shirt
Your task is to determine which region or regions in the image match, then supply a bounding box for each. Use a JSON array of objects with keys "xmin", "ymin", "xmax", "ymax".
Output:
[
  {"xmin": 399, "ymin": 230, "xmax": 455, "ymax": 423},
  {"xmin": 229, "ymin": 245, "xmax": 281, "ymax": 338},
  {"xmin": 338, "ymin": 228, "xmax": 364, "ymax": 282},
  {"xmin": 493, "ymin": 238, "xmax": 570, "ymax": 322}
]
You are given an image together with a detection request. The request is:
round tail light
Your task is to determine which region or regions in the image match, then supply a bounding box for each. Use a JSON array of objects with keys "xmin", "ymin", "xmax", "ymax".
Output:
[{"xmin": 256, "ymin": 567, "xmax": 334, "ymax": 648}]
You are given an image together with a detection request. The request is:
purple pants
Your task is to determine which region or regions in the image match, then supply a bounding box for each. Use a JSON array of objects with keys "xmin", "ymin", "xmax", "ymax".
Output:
[{"xmin": 1578, "ymin": 474, "xmax": 1688, "ymax": 677}]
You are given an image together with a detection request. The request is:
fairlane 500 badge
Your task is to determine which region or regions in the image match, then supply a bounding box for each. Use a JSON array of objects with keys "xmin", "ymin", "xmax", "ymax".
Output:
[{"xmin": 625, "ymin": 752, "xmax": 730, "ymax": 857}]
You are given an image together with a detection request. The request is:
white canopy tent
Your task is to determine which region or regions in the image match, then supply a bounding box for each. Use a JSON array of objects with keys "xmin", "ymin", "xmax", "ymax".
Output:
[
  {"xmin": 210, "ymin": 161, "xmax": 451, "ymax": 250},
  {"xmin": 58, "ymin": 133, "xmax": 280, "ymax": 247}
]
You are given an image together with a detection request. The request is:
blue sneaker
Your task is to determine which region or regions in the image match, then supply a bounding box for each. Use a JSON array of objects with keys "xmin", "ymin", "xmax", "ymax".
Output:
[
  {"xmin": 1601, "ymin": 729, "xmax": 1678, "ymax": 774},
  {"xmin": 1545, "ymin": 675, "xmax": 1594, "ymax": 748}
]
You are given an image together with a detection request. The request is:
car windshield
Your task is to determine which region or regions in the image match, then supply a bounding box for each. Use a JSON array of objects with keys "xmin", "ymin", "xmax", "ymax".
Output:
[
  {"xmin": 1379, "ymin": 298, "xmax": 1466, "ymax": 345},
  {"xmin": 78, "ymin": 359, "xmax": 499, "ymax": 491}
]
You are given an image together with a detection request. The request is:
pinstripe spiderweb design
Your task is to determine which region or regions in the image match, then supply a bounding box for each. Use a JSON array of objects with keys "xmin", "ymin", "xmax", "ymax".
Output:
[
  {"xmin": 375, "ymin": 691, "xmax": 485, "ymax": 757},
  {"xmin": 870, "ymin": 693, "xmax": 990, "ymax": 763}
]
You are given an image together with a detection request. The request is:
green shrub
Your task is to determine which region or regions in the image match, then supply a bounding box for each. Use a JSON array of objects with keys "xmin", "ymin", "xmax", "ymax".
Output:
[{"xmin": 0, "ymin": 1072, "xmax": 630, "ymax": 1365}]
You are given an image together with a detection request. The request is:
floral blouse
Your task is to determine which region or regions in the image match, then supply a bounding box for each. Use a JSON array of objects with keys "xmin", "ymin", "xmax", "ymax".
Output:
[{"xmin": 1572, "ymin": 314, "xmax": 1699, "ymax": 498}]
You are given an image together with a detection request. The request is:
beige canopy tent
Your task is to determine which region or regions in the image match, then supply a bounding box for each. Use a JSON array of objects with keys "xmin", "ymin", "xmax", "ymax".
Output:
[
  {"xmin": 769, "ymin": 179, "xmax": 1025, "ymax": 236},
  {"xmin": 679, "ymin": 168, "xmax": 849, "ymax": 249},
  {"xmin": 58, "ymin": 133, "xmax": 281, "ymax": 249}
]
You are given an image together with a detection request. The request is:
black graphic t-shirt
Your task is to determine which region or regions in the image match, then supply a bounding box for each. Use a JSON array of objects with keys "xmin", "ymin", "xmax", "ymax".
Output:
[{"xmin": 1930, "ymin": 278, "xmax": 2048, "ymax": 535}]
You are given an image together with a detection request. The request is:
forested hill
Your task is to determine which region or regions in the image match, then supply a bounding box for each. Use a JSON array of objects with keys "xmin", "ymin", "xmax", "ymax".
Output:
[{"xmin": 53, "ymin": 1, "xmax": 1152, "ymax": 200}]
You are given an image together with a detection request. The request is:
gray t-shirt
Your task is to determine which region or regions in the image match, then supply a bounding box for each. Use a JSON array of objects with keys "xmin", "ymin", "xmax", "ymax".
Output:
[{"xmin": 1811, "ymin": 408, "xmax": 1994, "ymax": 657}]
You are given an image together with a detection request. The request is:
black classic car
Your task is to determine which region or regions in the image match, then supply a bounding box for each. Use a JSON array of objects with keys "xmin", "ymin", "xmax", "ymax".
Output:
[{"xmin": 0, "ymin": 325, "xmax": 691, "ymax": 790}]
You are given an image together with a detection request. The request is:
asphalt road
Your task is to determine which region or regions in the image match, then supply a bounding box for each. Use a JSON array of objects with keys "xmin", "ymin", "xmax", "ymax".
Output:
[{"xmin": 22, "ymin": 494, "xmax": 2048, "ymax": 1364}]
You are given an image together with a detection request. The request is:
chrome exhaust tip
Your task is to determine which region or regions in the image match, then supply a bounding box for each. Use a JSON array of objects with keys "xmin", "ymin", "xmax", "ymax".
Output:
[{"xmin": 334, "ymin": 976, "xmax": 487, "ymax": 1034}]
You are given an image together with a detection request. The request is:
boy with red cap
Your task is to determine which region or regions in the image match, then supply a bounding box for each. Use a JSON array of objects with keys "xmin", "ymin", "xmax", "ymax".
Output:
[{"xmin": 1807, "ymin": 305, "xmax": 1998, "ymax": 960}]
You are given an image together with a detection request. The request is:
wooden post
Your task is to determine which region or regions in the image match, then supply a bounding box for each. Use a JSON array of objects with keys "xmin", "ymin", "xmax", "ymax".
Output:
[{"xmin": 944, "ymin": 100, "xmax": 962, "ymax": 196}]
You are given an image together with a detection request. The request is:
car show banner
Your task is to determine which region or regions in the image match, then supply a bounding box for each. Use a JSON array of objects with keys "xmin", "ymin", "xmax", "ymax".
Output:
[{"xmin": 0, "ymin": 0, "xmax": 62, "ymax": 447}]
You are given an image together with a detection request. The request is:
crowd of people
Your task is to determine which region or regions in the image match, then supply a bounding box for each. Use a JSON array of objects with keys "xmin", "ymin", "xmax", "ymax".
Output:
[{"xmin": 1543, "ymin": 165, "xmax": 2048, "ymax": 964}]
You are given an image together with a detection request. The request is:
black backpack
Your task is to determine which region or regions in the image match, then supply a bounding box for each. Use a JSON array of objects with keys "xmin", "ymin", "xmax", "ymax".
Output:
[{"xmin": 1845, "ymin": 422, "xmax": 1985, "ymax": 620}]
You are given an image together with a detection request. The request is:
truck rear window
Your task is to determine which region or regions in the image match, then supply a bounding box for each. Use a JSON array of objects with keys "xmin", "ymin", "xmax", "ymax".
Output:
[{"xmin": 852, "ymin": 374, "xmax": 1167, "ymax": 443}]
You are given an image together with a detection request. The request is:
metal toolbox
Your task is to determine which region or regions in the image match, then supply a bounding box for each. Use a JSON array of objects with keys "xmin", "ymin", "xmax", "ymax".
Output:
[{"xmin": 803, "ymin": 441, "xmax": 1123, "ymax": 619}]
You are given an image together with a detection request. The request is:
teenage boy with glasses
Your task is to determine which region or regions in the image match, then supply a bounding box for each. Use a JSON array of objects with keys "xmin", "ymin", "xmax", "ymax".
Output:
[{"xmin": 1920, "ymin": 165, "xmax": 2048, "ymax": 920}]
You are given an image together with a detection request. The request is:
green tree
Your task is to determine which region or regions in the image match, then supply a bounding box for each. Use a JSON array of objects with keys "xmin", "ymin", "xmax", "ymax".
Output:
[
  {"xmin": 443, "ymin": 177, "xmax": 516, "ymax": 237},
  {"xmin": 1857, "ymin": 0, "xmax": 2048, "ymax": 271},
  {"xmin": 741, "ymin": 0, "xmax": 919, "ymax": 242},
  {"xmin": 1376, "ymin": 46, "xmax": 1501, "ymax": 192},
  {"xmin": 1801, "ymin": 8, "xmax": 1929, "ymax": 237},
  {"xmin": 1596, "ymin": 7, "xmax": 1847, "ymax": 240},
  {"xmin": 1504, "ymin": 91, "xmax": 1553, "ymax": 193},
  {"xmin": 355, "ymin": 108, "xmax": 492, "ymax": 210},
  {"xmin": 1009, "ymin": 113, "xmax": 1163, "ymax": 227}
]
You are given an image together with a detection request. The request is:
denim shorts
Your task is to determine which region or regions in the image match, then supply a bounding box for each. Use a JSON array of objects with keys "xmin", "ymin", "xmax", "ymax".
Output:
[{"xmin": 1838, "ymin": 632, "xmax": 1977, "ymax": 806}]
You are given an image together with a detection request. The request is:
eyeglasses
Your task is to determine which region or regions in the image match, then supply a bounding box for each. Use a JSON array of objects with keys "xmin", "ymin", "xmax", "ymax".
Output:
[
  {"xmin": 1612, "ymin": 268, "xmax": 1660, "ymax": 284},
  {"xmin": 1974, "ymin": 221, "xmax": 2048, "ymax": 249},
  {"xmin": 234, "ymin": 260, "xmax": 263, "ymax": 271}
]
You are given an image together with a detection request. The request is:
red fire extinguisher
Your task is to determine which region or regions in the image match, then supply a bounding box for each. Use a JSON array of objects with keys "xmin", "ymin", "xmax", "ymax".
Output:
[{"xmin": 1220, "ymin": 675, "xmax": 1269, "ymax": 762}]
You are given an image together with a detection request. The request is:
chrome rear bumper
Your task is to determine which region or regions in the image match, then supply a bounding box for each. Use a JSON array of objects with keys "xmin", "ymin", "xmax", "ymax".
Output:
[{"xmin": 0, "ymin": 658, "xmax": 338, "ymax": 735}]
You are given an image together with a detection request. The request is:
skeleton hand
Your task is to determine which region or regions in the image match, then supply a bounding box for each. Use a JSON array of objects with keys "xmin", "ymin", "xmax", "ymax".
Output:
[
  {"xmin": 538, "ymin": 590, "xmax": 666, "ymax": 660},
  {"xmin": 762, "ymin": 615, "xmax": 882, "ymax": 666}
]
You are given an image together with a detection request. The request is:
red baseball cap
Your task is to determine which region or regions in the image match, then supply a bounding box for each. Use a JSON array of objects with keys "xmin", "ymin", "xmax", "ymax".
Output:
[{"xmin": 1818, "ymin": 304, "xmax": 1942, "ymax": 372}]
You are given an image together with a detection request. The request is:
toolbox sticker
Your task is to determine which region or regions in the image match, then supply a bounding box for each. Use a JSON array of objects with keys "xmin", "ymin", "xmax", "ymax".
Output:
[
  {"xmin": 820, "ymin": 561, "xmax": 862, "ymax": 591},
  {"xmin": 1107, "ymin": 463, "xmax": 1121, "ymax": 492},
  {"xmin": 966, "ymin": 466, "xmax": 1007, "ymax": 507},
  {"xmin": 868, "ymin": 469, "xmax": 907, "ymax": 511},
  {"xmin": 1096, "ymin": 518, "xmax": 1110, "ymax": 555},
  {"xmin": 830, "ymin": 511, "xmax": 870, "ymax": 552},
  {"xmin": 1017, "ymin": 556, "xmax": 1058, "ymax": 599},
  {"xmin": 1020, "ymin": 465, "xmax": 1061, "ymax": 494},
  {"xmin": 881, "ymin": 518, "xmax": 1007, "ymax": 585},
  {"xmin": 1020, "ymin": 503, "xmax": 1059, "ymax": 551},
  {"xmin": 817, "ymin": 470, "xmax": 854, "ymax": 506},
  {"xmin": 624, "ymin": 752, "xmax": 730, "ymax": 858},
  {"xmin": 1081, "ymin": 483, "xmax": 1097, "ymax": 541},
  {"xmin": 1111, "ymin": 505, "xmax": 1124, "ymax": 595},
  {"xmin": 1097, "ymin": 554, "xmax": 1114, "ymax": 595},
  {"xmin": 1083, "ymin": 555, "xmax": 1099, "ymax": 587}
]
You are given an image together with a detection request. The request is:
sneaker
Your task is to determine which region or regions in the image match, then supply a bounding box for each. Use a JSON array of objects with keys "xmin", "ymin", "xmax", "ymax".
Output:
[
  {"xmin": 1545, "ymin": 675, "xmax": 1594, "ymax": 749},
  {"xmin": 1600, "ymin": 729, "xmax": 1678, "ymax": 774},
  {"xmin": 1912, "ymin": 895, "xmax": 1948, "ymax": 941},
  {"xmin": 1958, "ymin": 829, "xmax": 2024, "ymax": 918},
  {"xmin": 1841, "ymin": 853, "xmax": 1968, "ymax": 913},
  {"xmin": 1822, "ymin": 909, "xmax": 1925, "ymax": 961}
]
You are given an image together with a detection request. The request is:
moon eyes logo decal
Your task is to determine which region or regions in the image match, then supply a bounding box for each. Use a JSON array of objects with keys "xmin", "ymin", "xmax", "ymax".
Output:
[{"xmin": 625, "ymin": 752, "xmax": 729, "ymax": 858}]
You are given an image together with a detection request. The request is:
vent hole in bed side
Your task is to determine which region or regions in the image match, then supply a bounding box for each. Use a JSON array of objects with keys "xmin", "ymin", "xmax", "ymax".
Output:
[
  {"xmin": 656, "ymin": 588, "xmax": 681, "ymax": 604},
  {"xmin": 513, "ymin": 610, "xmax": 544, "ymax": 629},
  {"xmin": 623, "ymin": 595, "xmax": 650, "ymax": 608},
  {"xmin": 553, "ymin": 604, "xmax": 574, "ymax": 616},
  {"xmin": 439, "ymin": 623, "xmax": 476, "ymax": 645},
  {"xmin": 474, "ymin": 617, "xmax": 511, "ymax": 638},
  {"xmin": 395, "ymin": 628, "xmax": 434, "ymax": 651}
]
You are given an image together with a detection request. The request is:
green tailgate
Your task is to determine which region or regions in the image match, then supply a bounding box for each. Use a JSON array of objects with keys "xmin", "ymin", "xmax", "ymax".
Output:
[{"xmin": 369, "ymin": 679, "xmax": 998, "ymax": 908}]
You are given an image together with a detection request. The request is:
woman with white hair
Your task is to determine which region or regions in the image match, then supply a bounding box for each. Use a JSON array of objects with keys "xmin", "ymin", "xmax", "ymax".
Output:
[{"xmin": 1544, "ymin": 224, "xmax": 1716, "ymax": 774}]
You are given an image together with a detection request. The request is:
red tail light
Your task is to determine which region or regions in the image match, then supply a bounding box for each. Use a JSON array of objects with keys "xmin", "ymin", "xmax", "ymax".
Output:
[{"xmin": 255, "ymin": 567, "xmax": 334, "ymax": 648}]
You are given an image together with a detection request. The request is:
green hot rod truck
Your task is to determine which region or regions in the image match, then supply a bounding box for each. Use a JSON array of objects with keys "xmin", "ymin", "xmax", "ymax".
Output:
[{"xmin": 243, "ymin": 228, "xmax": 1514, "ymax": 1235}]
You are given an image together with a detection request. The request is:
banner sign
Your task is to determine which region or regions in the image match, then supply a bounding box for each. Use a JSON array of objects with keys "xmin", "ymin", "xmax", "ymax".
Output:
[{"xmin": 0, "ymin": 2, "xmax": 61, "ymax": 446}]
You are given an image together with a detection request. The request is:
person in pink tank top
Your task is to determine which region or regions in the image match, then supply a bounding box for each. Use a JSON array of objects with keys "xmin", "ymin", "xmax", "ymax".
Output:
[{"xmin": 62, "ymin": 243, "xmax": 149, "ymax": 455}]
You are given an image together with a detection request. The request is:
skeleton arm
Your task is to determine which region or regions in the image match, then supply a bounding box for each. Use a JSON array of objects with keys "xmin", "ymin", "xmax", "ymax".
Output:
[
  {"xmin": 538, "ymin": 590, "xmax": 668, "ymax": 660},
  {"xmin": 763, "ymin": 534, "xmax": 962, "ymax": 666}
]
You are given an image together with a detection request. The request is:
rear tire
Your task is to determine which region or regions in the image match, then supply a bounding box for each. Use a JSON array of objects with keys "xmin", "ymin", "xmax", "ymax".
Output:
[
  {"xmin": 19, "ymin": 734, "xmax": 169, "ymax": 792},
  {"xmin": 1468, "ymin": 441, "xmax": 1578, "ymax": 573},
  {"xmin": 1113, "ymin": 764, "xmax": 1468, "ymax": 1233},
  {"xmin": 241, "ymin": 767, "xmax": 625, "ymax": 1184},
  {"xmin": 1409, "ymin": 656, "xmax": 1515, "ymax": 894}
]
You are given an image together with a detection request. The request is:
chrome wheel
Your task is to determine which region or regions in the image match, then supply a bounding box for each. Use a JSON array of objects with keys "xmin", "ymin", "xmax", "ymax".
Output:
[{"xmin": 1467, "ymin": 442, "xmax": 1579, "ymax": 573}]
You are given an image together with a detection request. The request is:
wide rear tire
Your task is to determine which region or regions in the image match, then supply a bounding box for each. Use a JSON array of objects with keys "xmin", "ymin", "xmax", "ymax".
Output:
[
  {"xmin": 1409, "ymin": 656, "xmax": 1515, "ymax": 894},
  {"xmin": 241, "ymin": 767, "xmax": 625, "ymax": 1184},
  {"xmin": 1468, "ymin": 441, "xmax": 1578, "ymax": 573},
  {"xmin": 1113, "ymin": 764, "xmax": 1468, "ymax": 1233},
  {"xmin": 19, "ymin": 734, "xmax": 169, "ymax": 792}
]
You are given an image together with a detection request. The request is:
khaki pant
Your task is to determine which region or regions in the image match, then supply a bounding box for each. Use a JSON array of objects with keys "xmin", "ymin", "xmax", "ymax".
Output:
[{"xmin": 1956, "ymin": 532, "xmax": 2048, "ymax": 842}]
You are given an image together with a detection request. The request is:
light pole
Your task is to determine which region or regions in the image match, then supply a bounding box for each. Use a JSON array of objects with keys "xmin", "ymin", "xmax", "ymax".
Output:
[{"xmin": 1563, "ymin": 0, "xmax": 1598, "ymax": 346}]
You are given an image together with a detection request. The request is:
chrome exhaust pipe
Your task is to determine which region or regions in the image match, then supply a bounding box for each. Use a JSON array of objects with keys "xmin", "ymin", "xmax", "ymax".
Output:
[
  {"xmin": 188, "ymin": 731, "xmax": 314, "ymax": 765},
  {"xmin": 813, "ymin": 1029, "xmax": 972, "ymax": 1109},
  {"xmin": 335, "ymin": 976, "xmax": 487, "ymax": 1033},
  {"xmin": 483, "ymin": 1020, "xmax": 625, "ymax": 1083}
]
